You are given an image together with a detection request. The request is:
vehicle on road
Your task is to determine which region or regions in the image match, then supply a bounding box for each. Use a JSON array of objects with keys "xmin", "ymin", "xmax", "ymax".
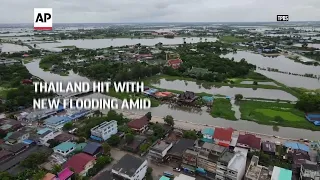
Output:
[
  {"xmin": 163, "ymin": 171, "xmax": 174, "ymax": 178},
  {"xmin": 173, "ymin": 167, "xmax": 181, "ymax": 172}
]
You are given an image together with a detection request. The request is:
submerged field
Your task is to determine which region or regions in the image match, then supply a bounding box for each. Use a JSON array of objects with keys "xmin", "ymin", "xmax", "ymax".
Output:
[
  {"xmin": 239, "ymin": 101, "xmax": 320, "ymax": 131},
  {"xmin": 211, "ymin": 98, "xmax": 236, "ymax": 120}
]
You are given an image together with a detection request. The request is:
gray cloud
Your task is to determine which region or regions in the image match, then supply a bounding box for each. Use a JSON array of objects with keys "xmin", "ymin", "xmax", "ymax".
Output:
[{"xmin": 0, "ymin": 0, "xmax": 319, "ymax": 23}]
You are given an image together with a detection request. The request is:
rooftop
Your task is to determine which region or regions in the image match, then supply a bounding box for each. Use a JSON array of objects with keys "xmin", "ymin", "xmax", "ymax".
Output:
[
  {"xmin": 63, "ymin": 153, "xmax": 95, "ymax": 174},
  {"xmin": 112, "ymin": 154, "xmax": 145, "ymax": 177},
  {"xmin": 237, "ymin": 134, "xmax": 261, "ymax": 150},
  {"xmin": 202, "ymin": 142, "xmax": 226, "ymax": 153},
  {"xmin": 54, "ymin": 142, "xmax": 76, "ymax": 152},
  {"xmin": 91, "ymin": 120, "xmax": 117, "ymax": 132},
  {"xmin": 44, "ymin": 116, "xmax": 71, "ymax": 125},
  {"xmin": 168, "ymin": 138, "xmax": 195, "ymax": 157},
  {"xmin": 37, "ymin": 128, "xmax": 53, "ymax": 135},
  {"xmin": 83, "ymin": 141, "xmax": 102, "ymax": 155},
  {"xmin": 219, "ymin": 151, "xmax": 235, "ymax": 164},
  {"xmin": 262, "ymin": 141, "xmax": 276, "ymax": 153},
  {"xmin": 127, "ymin": 115, "xmax": 149, "ymax": 129},
  {"xmin": 271, "ymin": 166, "xmax": 292, "ymax": 180},
  {"xmin": 150, "ymin": 141, "xmax": 172, "ymax": 153},
  {"xmin": 213, "ymin": 127, "xmax": 233, "ymax": 142},
  {"xmin": 202, "ymin": 128, "xmax": 214, "ymax": 136},
  {"xmin": 227, "ymin": 151, "xmax": 247, "ymax": 172},
  {"xmin": 284, "ymin": 142, "xmax": 310, "ymax": 152}
]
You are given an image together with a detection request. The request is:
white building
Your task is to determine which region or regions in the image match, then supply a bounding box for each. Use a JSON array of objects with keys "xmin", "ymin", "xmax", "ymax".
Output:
[
  {"xmin": 112, "ymin": 154, "xmax": 148, "ymax": 180},
  {"xmin": 39, "ymin": 130, "xmax": 60, "ymax": 146},
  {"xmin": 6, "ymin": 131, "xmax": 30, "ymax": 145},
  {"xmin": 53, "ymin": 142, "xmax": 76, "ymax": 156},
  {"xmin": 90, "ymin": 120, "xmax": 117, "ymax": 141},
  {"xmin": 226, "ymin": 147, "xmax": 248, "ymax": 180},
  {"xmin": 149, "ymin": 141, "xmax": 173, "ymax": 162}
]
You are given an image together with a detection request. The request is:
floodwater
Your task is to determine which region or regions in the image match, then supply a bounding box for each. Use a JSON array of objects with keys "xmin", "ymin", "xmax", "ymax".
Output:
[
  {"xmin": 221, "ymin": 51, "xmax": 320, "ymax": 89},
  {"xmin": 36, "ymin": 37, "xmax": 217, "ymax": 51},
  {"xmin": 23, "ymin": 59, "xmax": 320, "ymax": 140},
  {"xmin": 294, "ymin": 43, "xmax": 320, "ymax": 49},
  {"xmin": 151, "ymin": 79, "xmax": 297, "ymax": 101},
  {"xmin": 0, "ymin": 43, "xmax": 30, "ymax": 53}
]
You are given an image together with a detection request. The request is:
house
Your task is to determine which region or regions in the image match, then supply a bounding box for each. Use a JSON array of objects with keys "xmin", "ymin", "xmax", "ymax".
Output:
[
  {"xmin": 167, "ymin": 138, "xmax": 195, "ymax": 162},
  {"xmin": 127, "ymin": 115, "xmax": 149, "ymax": 133},
  {"xmin": 226, "ymin": 148, "xmax": 248, "ymax": 180},
  {"xmin": 182, "ymin": 148, "xmax": 198, "ymax": 170},
  {"xmin": 57, "ymin": 168, "xmax": 74, "ymax": 180},
  {"xmin": 39, "ymin": 130, "xmax": 57, "ymax": 146},
  {"xmin": 90, "ymin": 120, "xmax": 118, "ymax": 141},
  {"xmin": 261, "ymin": 141, "xmax": 276, "ymax": 155},
  {"xmin": 6, "ymin": 131, "xmax": 29, "ymax": 145},
  {"xmin": 0, "ymin": 118, "xmax": 22, "ymax": 134},
  {"xmin": 148, "ymin": 140, "xmax": 173, "ymax": 163},
  {"xmin": 178, "ymin": 91, "xmax": 198, "ymax": 103},
  {"xmin": 213, "ymin": 128, "xmax": 234, "ymax": 147},
  {"xmin": 94, "ymin": 55, "xmax": 106, "ymax": 60},
  {"xmin": 0, "ymin": 150, "xmax": 13, "ymax": 163},
  {"xmin": 53, "ymin": 142, "xmax": 76, "ymax": 156},
  {"xmin": 54, "ymin": 132, "xmax": 78, "ymax": 143},
  {"xmin": 0, "ymin": 59, "xmax": 21, "ymax": 66},
  {"xmin": 166, "ymin": 58, "xmax": 183, "ymax": 69},
  {"xmin": 216, "ymin": 150, "xmax": 235, "ymax": 180},
  {"xmin": 284, "ymin": 142, "xmax": 310, "ymax": 153},
  {"xmin": 44, "ymin": 116, "xmax": 72, "ymax": 130},
  {"xmin": 245, "ymin": 155, "xmax": 270, "ymax": 180},
  {"xmin": 271, "ymin": 166, "xmax": 292, "ymax": 180},
  {"xmin": 236, "ymin": 134, "xmax": 261, "ymax": 151},
  {"xmin": 42, "ymin": 173, "xmax": 56, "ymax": 180},
  {"xmin": 201, "ymin": 128, "xmax": 214, "ymax": 143},
  {"xmin": 22, "ymin": 54, "xmax": 30, "ymax": 58},
  {"xmin": 300, "ymin": 163, "xmax": 320, "ymax": 180},
  {"xmin": 112, "ymin": 154, "xmax": 148, "ymax": 180},
  {"xmin": 197, "ymin": 143, "xmax": 226, "ymax": 174},
  {"xmin": 123, "ymin": 135, "xmax": 147, "ymax": 153},
  {"xmin": 7, "ymin": 143, "xmax": 28, "ymax": 155},
  {"xmin": 63, "ymin": 153, "xmax": 96, "ymax": 176},
  {"xmin": 82, "ymin": 142, "xmax": 102, "ymax": 157}
]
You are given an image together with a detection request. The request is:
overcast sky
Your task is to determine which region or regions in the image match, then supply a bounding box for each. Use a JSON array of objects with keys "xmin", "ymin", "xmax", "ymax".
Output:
[{"xmin": 1, "ymin": 0, "xmax": 320, "ymax": 23}]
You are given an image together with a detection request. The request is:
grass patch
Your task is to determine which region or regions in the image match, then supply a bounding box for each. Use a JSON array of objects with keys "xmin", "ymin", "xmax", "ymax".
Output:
[
  {"xmin": 22, "ymin": 57, "xmax": 34, "ymax": 64},
  {"xmin": 211, "ymin": 98, "xmax": 236, "ymax": 120},
  {"xmin": 219, "ymin": 36, "xmax": 247, "ymax": 43},
  {"xmin": 106, "ymin": 88, "xmax": 160, "ymax": 107},
  {"xmin": 239, "ymin": 101, "xmax": 320, "ymax": 131}
]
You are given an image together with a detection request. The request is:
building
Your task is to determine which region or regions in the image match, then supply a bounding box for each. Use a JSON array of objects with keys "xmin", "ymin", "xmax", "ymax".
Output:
[
  {"xmin": 127, "ymin": 115, "xmax": 149, "ymax": 133},
  {"xmin": 213, "ymin": 128, "xmax": 234, "ymax": 147},
  {"xmin": 0, "ymin": 59, "xmax": 21, "ymax": 66},
  {"xmin": 216, "ymin": 150, "xmax": 235, "ymax": 180},
  {"xmin": 174, "ymin": 174, "xmax": 196, "ymax": 180},
  {"xmin": 63, "ymin": 153, "xmax": 96, "ymax": 176},
  {"xmin": 0, "ymin": 118, "xmax": 22, "ymax": 134},
  {"xmin": 236, "ymin": 134, "xmax": 261, "ymax": 151},
  {"xmin": 226, "ymin": 148, "xmax": 248, "ymax": 180},
  {"xmin": 25, "ymin": 109, "xmax": 58, "ymax": 122},
  {"xmin": 6, "ymin": 131, "xmax": 29, "ymax": 145},
  {"xmin": 149, "ymin": 140, "xmax": 173, "ymax": 163},
  {"xmin": 300, "ymin": 163, "xmax": 320, "ymax": 180},
  {"xmin": 42, "ymin": 173, "xmax": 56, "ymax": 180},
  {"xmin": 166, "ymin": 58, "xmax": 183, "ymax": 69},
  {"xmin": 90, "ymin": 120, "xmax": 117, "ymax": 141},
  {"xmin": 202, "ymin": 128, "xmax": 214, "ymax": 143},
  {"xmin": 39, "ymin": 129, "xmax": 57, "ymax": 146},
  {"xmin": 197, "ymin": 143, "xmax": 226, "ymax": 174},
  {"xmin": 53, "ymin": 142, "xmax": 77, "ymax": 156},
  {"xmin": 284, "ymin": 142, "xmax": 310, "ymax": 153},
  {"xmin": 123, "ymin": 135, "xmax": 147, "ymax": 153},
  {"xmin": 54, "ymin": 133, "xmax": 78, "ymax": 143},
  {"xmin": 112, "ymin": 154, "xmax": 148, "ymax": 180},
  {"xmin": 82, "ymin": 142, "xmax": 102, "ymax": 157},
  {"xmin": 57, "ymin": 168, "xmax": 74, "ymax": 180},
  {"xmin": 261, "ymin": 142, "xmax": 276, "ymax": 155},
  {"xmin": 182, "ymin": 148, "xmax": 198, "ymax": 169},
  {"xmin": 44, "ymin": 116, "xmax": 72, "ymax": 130},
  {"xmin": 167, "ymin": 138, "xmax": 195, "ymax": 162},
  {"xmin": 245, "ymin": 156, "xmax": 270, "ymax": 180},
  {"xmin": 271, "ymin": 166, "xmax": 292, "ymax": 180}
]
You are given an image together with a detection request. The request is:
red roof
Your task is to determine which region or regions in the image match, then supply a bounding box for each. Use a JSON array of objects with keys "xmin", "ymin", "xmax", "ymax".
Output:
[
  {"xmin": 237, "ymin": 134, "xmax": 261, "ymax": 150},
  {"xmin": 167, "ymin": 59, "xmax": 182, "ymax": 65},
  {"xmin": 63, "ymin": 153, "xmax": 95, "ymax": 174},
  {"xmin": 213, "ymin": 128, "xmax": 233, "ymax": 142},
  {"xmin": 127, "ymin": 115, "xmax": 149, "ymax": 129}
]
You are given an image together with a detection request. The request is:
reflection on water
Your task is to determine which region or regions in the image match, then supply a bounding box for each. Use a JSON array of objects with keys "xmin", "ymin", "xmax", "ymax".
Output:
[
  {"xmin": 240, "ymin": 81, "xmax": 280, "ymax": 87},
  {"xmin": 151, "ymin": 79, "xmax": 297, "ymax": 101},
  {"xmin": 231, "ymin": 100, "xmax": 241, "ymax": 119}
]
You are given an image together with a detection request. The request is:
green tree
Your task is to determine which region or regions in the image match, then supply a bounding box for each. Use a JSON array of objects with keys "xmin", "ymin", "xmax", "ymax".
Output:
[
  {"xmin": 274, "ymin": 116, "xmax": 284, "ymax": 123},
  {"xmin": 163, "ymin": 115, "xmax": 174, "ymax": 127},
  {"xmin": 235, "ymin": 94, "xmax": 243, "ymax": 101},
  {"xmin": 63, "ymin": 122, "xmax": 73, "ymax": 130},
  {"xmin": 145, "ymin": 112, "xmax": 152, "ymax": 120},
  {"xmin": 125, "ymin": 133, "xmax": 135, "ymax": 144},
  {"xmin": 102, "ymin": 142, "xmax": 111, "ymax": 155},
  {"xmin": 253, "ymin": 81, "xmax": 258, "ymax": 85},
  {"xmin": 183, "ymin": 130, "xmax": 198, "ymax": 140},
  {"xmin": 76, "ymin": 137, "xmax": 86, "ymax": 143},
  {"xmin": 52, "ymin": 164, "xmax": 62, "ymax": 174},
  {"xmin": 146, "ymin": 167, "xmax": 153, "ymax": 180},
  {"xmin": 107, "ymin": 134, "xmax": 120, "ymax": 146},
  {"xmin": 0, "ymin": 171, "xmax": 12, "ymax": 180},
  {"xmin": 32, "ymin": 170, "xmax": 46, "ymax": 180},
  {"xmin": 140, "ymin": 143, "xmax": 151, "ymax": 152}
]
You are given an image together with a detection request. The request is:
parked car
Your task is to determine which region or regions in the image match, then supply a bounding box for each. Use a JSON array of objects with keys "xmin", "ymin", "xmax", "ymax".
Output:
[{"xmin": 173, "ymin": 168, "xmax": 181, "ymax": 172}]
